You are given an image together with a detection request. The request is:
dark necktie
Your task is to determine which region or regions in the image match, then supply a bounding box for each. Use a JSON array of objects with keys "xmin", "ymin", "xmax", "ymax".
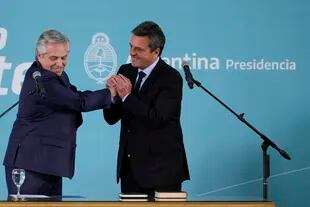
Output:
[{"xmin": 133, "ymin": 71, "xmax": 146, "ymax": 95}]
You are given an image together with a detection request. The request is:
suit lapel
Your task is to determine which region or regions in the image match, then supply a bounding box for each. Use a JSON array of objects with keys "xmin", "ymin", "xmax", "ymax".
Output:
[
  {"xmin": 59, "ymin": 72, "xmax": 71, "ymax": 88},
  {"xmin": 139, "ymin": 59, "xmax": 164, "ymax": 95},
  {"xmin": 121, "ymin": 66, "xmax": 138, "ymax": 91}
]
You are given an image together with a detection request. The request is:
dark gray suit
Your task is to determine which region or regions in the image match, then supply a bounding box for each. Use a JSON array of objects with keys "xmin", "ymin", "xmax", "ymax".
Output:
[{"xmin": 104, "ymin": 59, "xmax": 190, "ymax": 190}]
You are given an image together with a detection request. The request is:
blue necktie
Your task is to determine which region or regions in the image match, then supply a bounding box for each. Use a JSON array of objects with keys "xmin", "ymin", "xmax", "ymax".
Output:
[{"xmin": 133, "ymin": 71, "xmax": 146, "ymax": 95}]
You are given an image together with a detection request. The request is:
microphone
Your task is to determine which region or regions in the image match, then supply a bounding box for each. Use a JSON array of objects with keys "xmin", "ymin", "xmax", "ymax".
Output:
[
  {"xmin": 32, "ymin": 71, "xmax": 46, "ymax": 97},
  {"xmin": 182, "ymin": 61, "xmax": 194, "ymax": 89}
]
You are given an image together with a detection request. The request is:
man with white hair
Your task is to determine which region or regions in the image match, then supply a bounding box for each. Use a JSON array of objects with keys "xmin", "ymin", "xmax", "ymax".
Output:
[{"xmin": 3, "ymin": 29, "xmax": 115, "ymax": 196}]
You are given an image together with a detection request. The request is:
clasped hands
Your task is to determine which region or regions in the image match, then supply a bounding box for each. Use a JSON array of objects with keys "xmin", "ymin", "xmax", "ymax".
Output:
[{"xmin": 106, "ymin": 74, "xmax": 132, "ymax": 99}]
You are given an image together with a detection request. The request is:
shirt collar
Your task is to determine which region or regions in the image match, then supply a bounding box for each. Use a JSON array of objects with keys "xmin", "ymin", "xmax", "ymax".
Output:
[{"xmin": 138, "ymin": 57, "xmax": 159, "ymax": 77}]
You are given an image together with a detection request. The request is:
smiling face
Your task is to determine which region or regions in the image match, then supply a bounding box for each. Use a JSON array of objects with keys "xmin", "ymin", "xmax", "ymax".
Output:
[
  {"xmin": 37, "ymin": 42, "xmax": 69, "ymax": 76},
  {"xmin": 129, "ymin": 35, "xmax": 160, "ymax": 69}
]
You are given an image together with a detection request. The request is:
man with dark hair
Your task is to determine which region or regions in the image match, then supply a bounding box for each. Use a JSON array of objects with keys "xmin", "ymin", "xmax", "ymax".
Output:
[
  {"xmin": 104, "ymin": 21, "xmax": 190, "ymax": 196},
  {"xmin": 3, "ymin": 29, "xmax": 116, "ymax": 196}
]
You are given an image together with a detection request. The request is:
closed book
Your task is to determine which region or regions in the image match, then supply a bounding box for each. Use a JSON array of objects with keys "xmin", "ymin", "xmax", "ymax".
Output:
[
  {"xmin": 155, "ymin": 191, "xmax": 187, "ymax": 198},
  {"xmin": 119, "ymin": 193, "xmax": 148, "ymax": 201},
  {"xmin": 120, "ymin": 198, "xmax": 148, "ymax": 202},
  {"xmin": 155, "ymin": 197, "xmax": 187, "ymax": 202},
  {"xmin": 119, "ymin": 193, "xmax": 148, "ymax": 198}
]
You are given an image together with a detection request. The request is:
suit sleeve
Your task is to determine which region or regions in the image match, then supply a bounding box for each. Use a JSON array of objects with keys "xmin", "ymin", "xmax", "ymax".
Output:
[
  {"xmin": 103, "ymin": 65, "xmax": 126, "ymax": 125},
  {"xmin": 123, "ymin": 71, "xmax": 183, "ymax": 127},
  {"xmin": 103, "ymin": 101, "xmax": 122, "ymax": 125},
  {"xmin": 37, "ymin": 78, "xmax": 112, "ymax": 112}
]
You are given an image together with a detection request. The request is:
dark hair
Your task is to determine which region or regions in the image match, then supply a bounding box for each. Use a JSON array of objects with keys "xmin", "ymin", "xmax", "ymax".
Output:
[{"xmin": 132, "ymin": 21, "xmax": 166, "ymax": 56}]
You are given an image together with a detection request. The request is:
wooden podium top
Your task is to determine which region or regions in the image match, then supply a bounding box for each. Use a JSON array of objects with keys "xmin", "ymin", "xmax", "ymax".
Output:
[{"xmin": 0, "ymin": 201, "xmax": 275, "ymax": 207}]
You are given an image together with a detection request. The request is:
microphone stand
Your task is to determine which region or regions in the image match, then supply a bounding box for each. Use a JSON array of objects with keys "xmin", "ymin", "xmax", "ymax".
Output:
[
  {"xmin": 191, "ymin": 78, "xmax": 291, "ymax": 201},
  {"xmin": 0, "ymin": 89, "xmax": 36, "ymax": 119}
]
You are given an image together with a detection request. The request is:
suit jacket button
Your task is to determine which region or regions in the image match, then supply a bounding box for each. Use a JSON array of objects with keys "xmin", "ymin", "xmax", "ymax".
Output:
[
  {"xmin": 127, "ymin": 154, "xmax": 131, "ymax": 158},
  {"xmin": 127, "ymin": 129, "xmax": 131, "ymax": 133}
]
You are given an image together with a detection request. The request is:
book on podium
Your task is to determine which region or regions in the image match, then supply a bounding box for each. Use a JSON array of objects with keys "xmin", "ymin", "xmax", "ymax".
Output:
[
  {"xmin": 155, "ymin": 191, "xmax": 187, "ymax": 201},
  {"xmin": 119, "ymin": 193, "xmax": 148, "ymax": 202}
]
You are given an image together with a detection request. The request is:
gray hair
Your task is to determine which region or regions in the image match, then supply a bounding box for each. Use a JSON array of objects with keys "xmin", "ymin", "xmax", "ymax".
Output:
[{"xmin": 35, "ymin": 29, "xmax": 70, "ymax": 57}]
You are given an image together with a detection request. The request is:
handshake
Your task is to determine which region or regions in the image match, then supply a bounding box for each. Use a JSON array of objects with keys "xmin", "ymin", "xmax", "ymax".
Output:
[{"xmin": 106, "ymin": 74, "xmax": 132, "ymax": 99}]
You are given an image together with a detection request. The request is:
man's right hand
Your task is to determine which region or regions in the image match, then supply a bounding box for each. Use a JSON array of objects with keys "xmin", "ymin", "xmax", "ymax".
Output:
[{"xmin": 114, "ymin": 74, "xmax": 132, "ymax": 99}]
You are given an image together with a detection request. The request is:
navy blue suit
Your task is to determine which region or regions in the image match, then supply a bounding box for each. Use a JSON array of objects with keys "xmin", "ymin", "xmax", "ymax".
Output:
[{"xmin": 3, "ymin": 61, "xmax": 111, "ymax": 195}]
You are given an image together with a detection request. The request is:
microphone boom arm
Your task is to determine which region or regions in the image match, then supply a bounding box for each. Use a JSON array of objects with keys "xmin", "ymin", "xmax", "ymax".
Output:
[
  {"xmin": 191, "ymin": 77, "xmax": 290, "ymax": 200},
  {"xmin": 193, "ymin": 79, "xmax": 290, "ymax": 159},
  {"xmin": 1, "ymin": 71, "xmax": 45, "ymax": 119},
  {"xmin": 0, "ymin": 89, "xmax": 36, "ymax": 119}
]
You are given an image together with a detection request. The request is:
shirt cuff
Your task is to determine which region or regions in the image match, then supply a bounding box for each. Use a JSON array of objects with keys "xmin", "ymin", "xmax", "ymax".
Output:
[{"xmin": 122, "ymin": 93, "xmax": 130, "ymax": 102}]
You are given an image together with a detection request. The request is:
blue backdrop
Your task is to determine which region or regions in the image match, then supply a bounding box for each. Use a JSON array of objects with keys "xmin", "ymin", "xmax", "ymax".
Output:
[{"xmin": 1, "ymin": 0, "xmax": 309, "ymax": 206}]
